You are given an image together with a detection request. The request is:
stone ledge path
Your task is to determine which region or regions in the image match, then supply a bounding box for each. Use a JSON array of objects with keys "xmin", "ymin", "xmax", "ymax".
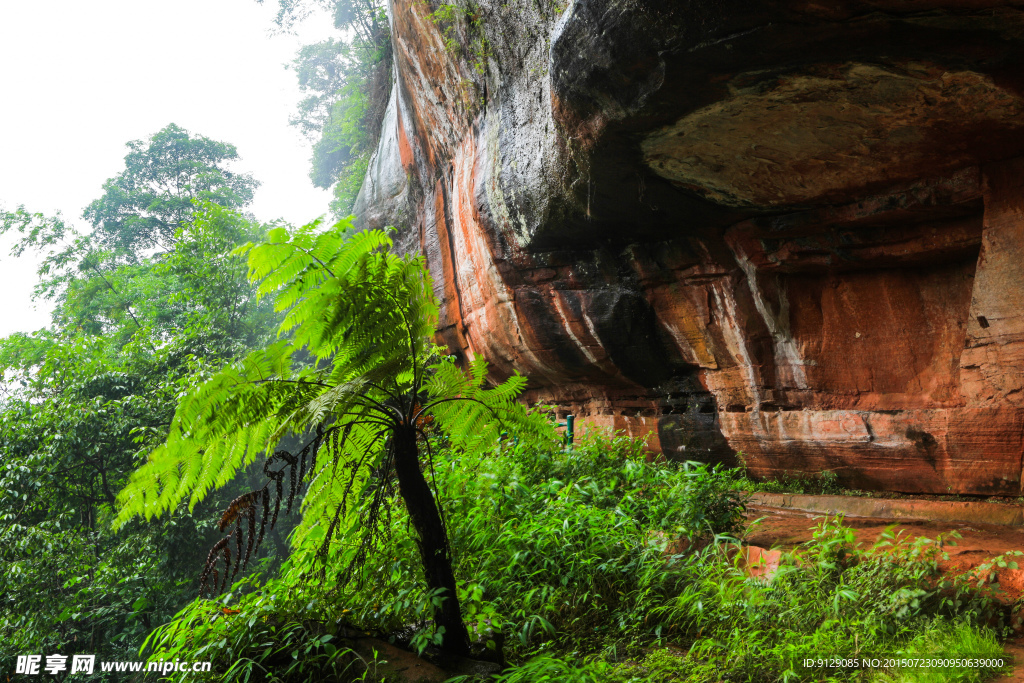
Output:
[{"xmin": 748, "ymin": 492, "xmax": 1024, "ymax": 527}]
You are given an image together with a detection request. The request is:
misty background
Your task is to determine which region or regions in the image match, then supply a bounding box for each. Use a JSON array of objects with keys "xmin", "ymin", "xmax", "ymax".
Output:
[{"xmin": 0, "ymin": 0, "xmax": 337, "ymax": 337}]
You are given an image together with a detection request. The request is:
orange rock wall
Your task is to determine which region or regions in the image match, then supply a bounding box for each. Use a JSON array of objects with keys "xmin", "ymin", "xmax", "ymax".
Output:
[{"xmin": 357, "ymin": 0, "xmax": 1024, "ymax": 493}]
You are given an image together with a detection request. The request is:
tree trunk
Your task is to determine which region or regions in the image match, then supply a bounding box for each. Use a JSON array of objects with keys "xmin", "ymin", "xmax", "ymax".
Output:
[{"xmin": 391, "ymin": 424, "xmax": 471, "ymax": 655}]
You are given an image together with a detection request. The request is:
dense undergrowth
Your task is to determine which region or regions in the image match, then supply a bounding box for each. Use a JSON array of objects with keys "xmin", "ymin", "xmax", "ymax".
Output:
[{"xmin": 143, "ymin": 433, "xmax": 1018, "ymax": 682}]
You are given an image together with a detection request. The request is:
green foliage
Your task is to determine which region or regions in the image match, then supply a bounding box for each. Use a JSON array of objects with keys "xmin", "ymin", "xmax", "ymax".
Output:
[
  {"xmin": 281, "ymin": 1, "xmax": 391, "ymax": 216},
  {"xmin": 330, "ymin": 154, "xmax": 371, "ymax": 218},
  {"xmin": 736, "ymin": 455, "xmax": 844, "ymax": 496},
  {"xmin": 0, "ymin": 207, "xmax": 89, "ymax": 308},
  {"xmin": 0, "ymin": 322, "xmax": 276, "ymax": 676},
  {"xmin": 881, "ymin": 620, "xmax": 1006, "ymax": 683},
  {"xmin": 140, "ymin": 429, "xmax": 1013, "ymax": 682},
  {"xmin": 150, "ymin": 204, "xmax": 280, "ymax": 357},
  {"xmin": 293, "ymin": 41, "xmax": 370, "ymax": 192},
  {"xmin": 265, "ymin": 0, "xmax": 386, "ymax": 42},
  {"xmin": 487, "ymin": 515, "xmax": 1012, "ymax": 682},
  {"xmin": 430, "ymin": 3, "xmax": 463, "ymax": 52},
  {"xmin": 638, "ymin": 517, "xmax": 1011, "ymax": 682},
  {"xmin": 0, "ymin": 283, "xmax": 281, "ymax": 675},
  {"xmin": 115, "ymin": 220, "xmax": 541, "ymax": 537},
  {"xmin": 83, "ymin": 123, "xmax": 258, "ymax": 258},
  {"xmin": 445, "ymin": 433, "xmax": 745, "ymax": 655},
  {"xmin": 0, "ymin": 128, "xmax": 282, "ymax": 674},
  {"xmin": 735, "ymin": 459, "xmax": 972, "ymax": 502},
  {"xmin": 142, "ymin": 432, "xmax": 742, "ymax": 678},
  {"xmin": 493, "ymin": 654, "xmax": 604, "ymax": 683},
  {"xmin": 3, "ymin": 113, "xmax": 1012, "ymax": 682},
  {"xmin": 141, "ymin": 550, "xmax": 369, "ymax": 683},
  {"xmin": 428, "ymin": 0, "xmax": 492, "ymax": 78},
  {"xmin": 116, "ymin": 218, "xmax": 551, "ymax": 657},
  {"xmin": 2, "ymin": 207, "xmax": 272, "ymax": 351}
]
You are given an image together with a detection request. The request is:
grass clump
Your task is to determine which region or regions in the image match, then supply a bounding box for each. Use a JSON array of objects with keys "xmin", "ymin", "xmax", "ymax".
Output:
[{"xmin": 880, "ymin": 620, "xmax": 1007, "ymax": 683}]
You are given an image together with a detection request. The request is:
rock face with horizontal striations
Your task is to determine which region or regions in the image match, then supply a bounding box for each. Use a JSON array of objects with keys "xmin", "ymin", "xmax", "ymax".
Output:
[{"xmin": 355, "ymin": 0, "xmax": 1024, "ymax": 494}]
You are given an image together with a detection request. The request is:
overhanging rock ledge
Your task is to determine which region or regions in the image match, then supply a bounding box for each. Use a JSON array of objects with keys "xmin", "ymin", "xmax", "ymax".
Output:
[{"xmin": 355, "ymin": 0, "xmax": 1024, "ymax": 495}]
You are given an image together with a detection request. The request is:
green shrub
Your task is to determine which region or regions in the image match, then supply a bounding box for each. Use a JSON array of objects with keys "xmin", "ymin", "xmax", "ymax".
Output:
[
  {"xmin": 140, "ymin": 431, "xmax": 746, "ymax": 678},
  {"xmin": 141, "ymin": 432, "xmax": 1012, "ymax": 683},
  {"xmin": 444, "ymin": 432, "xmax": 748, "ymax": 654},
  {"xmin": 643, "ymin": 518, "xmax": 1012, "ymax": 682},
  {"xmin": 141, "ymin": 550, "xmax": 365, "ymax": 682}
]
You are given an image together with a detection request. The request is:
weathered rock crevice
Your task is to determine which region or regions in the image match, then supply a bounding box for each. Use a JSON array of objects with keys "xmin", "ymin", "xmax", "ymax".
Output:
[{"xmin": 356, "ymin": 0, "xmax": 1024, "ymax": 494}]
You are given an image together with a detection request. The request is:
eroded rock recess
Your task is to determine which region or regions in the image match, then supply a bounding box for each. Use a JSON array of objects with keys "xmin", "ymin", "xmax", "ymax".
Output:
[{"xmin": 354, "ymin": 0, "xmax": 1024, "ymax": 494}]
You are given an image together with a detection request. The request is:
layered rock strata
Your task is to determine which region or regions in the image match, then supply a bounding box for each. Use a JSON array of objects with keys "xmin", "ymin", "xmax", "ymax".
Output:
[{"xmin": 355, "ymin": 0, "xmax": 1024, "ymax": 494}]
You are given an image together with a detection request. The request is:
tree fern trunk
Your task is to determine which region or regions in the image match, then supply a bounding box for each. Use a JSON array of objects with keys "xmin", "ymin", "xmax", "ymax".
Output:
[{"xmin": 392, "ymin": 424, "xmax": 471, "ymax": 655}]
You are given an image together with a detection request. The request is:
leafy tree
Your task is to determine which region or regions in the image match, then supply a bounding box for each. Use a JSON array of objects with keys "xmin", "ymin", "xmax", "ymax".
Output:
[
  {"xmin": 273, "ymin": 0, "xmax": 391, "ymax": 215},
  {"xmin": 3, "ymin": 122, "xmax": 269, "ymax": 349},
  {"xmin": 0, "ymin": 207, "xmax": 87, "ymax": 311},
  {"xmin": 116, "ymin": 221, "xmax": 547, "ymax": 654},
  {"xmin": 0, "ymin": 339, "xmax": 208, "ymax": 665},
  {"xmin": 83, "ymin": 123, "xmax": 259, "ymax": 258},
  {"xmin": 266, "ymin": 0, "xmax": 388, "ymax": 48},
  {"xmin": 293, "ymin": 40, "xmax": 371, "ymax": 192},
  {"xmin": 0, "ymin": 128, "xmax": 278, "ymax": 673}
]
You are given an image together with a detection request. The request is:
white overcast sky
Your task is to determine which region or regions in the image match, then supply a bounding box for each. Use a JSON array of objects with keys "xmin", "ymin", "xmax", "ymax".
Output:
[{"xmin": 0, "ymin": 0, "xmax": 338, "ymax": 336}]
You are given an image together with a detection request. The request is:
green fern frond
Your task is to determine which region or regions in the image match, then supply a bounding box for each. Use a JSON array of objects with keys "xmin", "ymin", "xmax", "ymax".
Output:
[
  {"xmin": 422, "ymin": 356, "xmax": 543, "ymax": 454},
  {"xmin": 116, "ymin": 213, "xmax": 552, "ymax": 605}
]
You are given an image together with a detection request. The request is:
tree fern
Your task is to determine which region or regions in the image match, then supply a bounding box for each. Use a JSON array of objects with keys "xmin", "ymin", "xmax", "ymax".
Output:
[{"xmin": 116, "ymin": 216, "xmax": 551, "ymax": 655}]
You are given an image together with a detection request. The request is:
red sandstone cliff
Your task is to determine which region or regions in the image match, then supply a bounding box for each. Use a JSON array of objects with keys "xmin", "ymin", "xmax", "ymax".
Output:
[{"xmin": 354, "ymin": 0, "xmax": 1024, "ymax": 494}]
